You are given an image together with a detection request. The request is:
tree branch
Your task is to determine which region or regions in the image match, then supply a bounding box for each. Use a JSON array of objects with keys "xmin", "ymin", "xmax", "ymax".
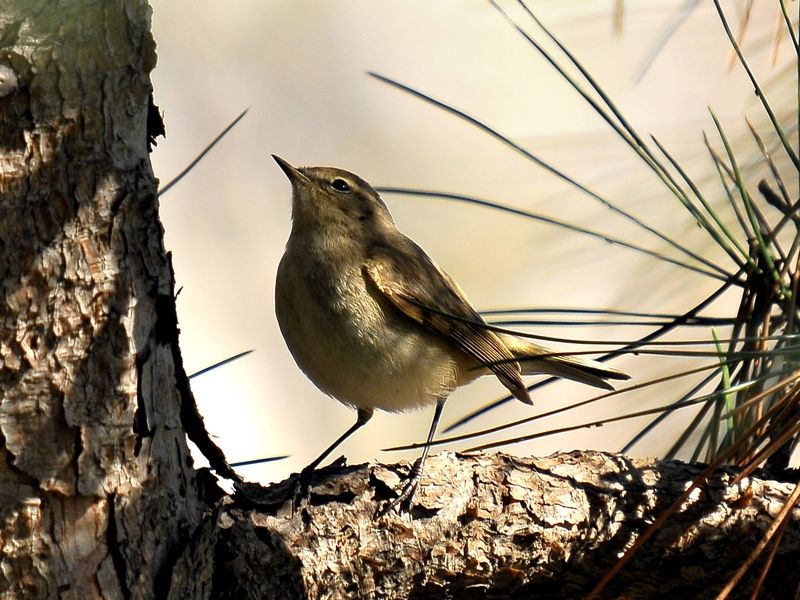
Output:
[{"xmin": 169, "ymin": 450, "xmax": 800, "ymax": 599}]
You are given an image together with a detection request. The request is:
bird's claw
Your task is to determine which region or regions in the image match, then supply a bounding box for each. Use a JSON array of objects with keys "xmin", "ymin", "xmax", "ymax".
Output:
[{"xmin": 375, "ymin": 458, "xmax": 423, "ymax": 518}]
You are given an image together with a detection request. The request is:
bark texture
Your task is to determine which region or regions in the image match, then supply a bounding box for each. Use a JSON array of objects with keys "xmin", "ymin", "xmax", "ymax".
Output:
[
  {"xmin": 0, "ymin": 2, "xmax": 204, "ymax": 598},
  {"xmin": 170, "ymin": 451, "xmax": 800, "ymax": 600}
]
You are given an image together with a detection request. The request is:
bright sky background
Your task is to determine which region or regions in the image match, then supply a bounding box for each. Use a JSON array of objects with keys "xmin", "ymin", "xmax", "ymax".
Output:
[{"xmin": 148, "ymin": 1, "xmax": 797, "ymax": 484}]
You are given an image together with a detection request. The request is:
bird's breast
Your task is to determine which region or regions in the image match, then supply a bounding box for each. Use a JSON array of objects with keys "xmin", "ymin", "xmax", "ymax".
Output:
[{"xmin": 275, "ymin": 241, "xmax": 460, "ymax": 412}]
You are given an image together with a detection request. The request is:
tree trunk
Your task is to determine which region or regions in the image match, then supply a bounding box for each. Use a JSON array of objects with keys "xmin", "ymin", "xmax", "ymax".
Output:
[
  {"xmin": 2, "ymin": 3, "xmax": 799, "ymax": 600},
  {"xmin": 0, "ymin": 2, "xmax": 205, "ymax": 598}
]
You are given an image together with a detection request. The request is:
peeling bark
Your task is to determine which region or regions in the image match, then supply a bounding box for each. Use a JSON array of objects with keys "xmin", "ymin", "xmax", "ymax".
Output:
[{"xmin": 170, "ymin": 451, "xmax": 800, "ymax": 599}]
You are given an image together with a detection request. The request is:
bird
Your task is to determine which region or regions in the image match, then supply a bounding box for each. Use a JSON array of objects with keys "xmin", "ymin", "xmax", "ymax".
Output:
[{"xmin": 272, "ymin": 155, "xmax": 629, "ymax": 513}]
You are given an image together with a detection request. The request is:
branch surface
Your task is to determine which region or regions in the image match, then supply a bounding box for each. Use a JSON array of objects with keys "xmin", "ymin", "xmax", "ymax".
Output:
[{"xmin": 170, "ymin": 450, "xmax": 800, "ymax": 599}]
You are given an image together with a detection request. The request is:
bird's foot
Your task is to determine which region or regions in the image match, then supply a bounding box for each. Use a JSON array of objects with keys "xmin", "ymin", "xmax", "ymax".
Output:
[
  {"xmin": 291, "ymin": 455, "xmax": 349, "ymax": 515},
  {"xmin": 375, "ymin": 457, "xmax": 424, "ymax": 518},
  {"xmin": 286, "ymin": 466, "xmax": 312, "ymax": 516}
]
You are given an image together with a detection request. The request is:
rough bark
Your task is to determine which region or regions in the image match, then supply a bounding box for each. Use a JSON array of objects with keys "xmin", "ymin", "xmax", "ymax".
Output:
[
  {"xmin": 169, "ymin": 450, "xmax": 800, "ymax": 599},
  {"xmin": 0, "ymin": 2, "xmax": 205, "ymax": 598}
]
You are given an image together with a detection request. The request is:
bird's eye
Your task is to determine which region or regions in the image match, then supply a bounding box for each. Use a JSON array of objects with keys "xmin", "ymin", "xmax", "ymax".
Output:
[{"xmin": 331, "ymin": 178, "xmax": 351, "ymax": 193}]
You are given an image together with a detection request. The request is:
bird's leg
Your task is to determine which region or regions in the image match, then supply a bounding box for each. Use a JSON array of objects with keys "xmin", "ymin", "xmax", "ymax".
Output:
[
  {"xmin": 377, "ymin": 397, "xmax": 446, "ymax": 517},
  {"xmin": 297, "ymin": 407, "xmax": 373, "ymax": 499}
]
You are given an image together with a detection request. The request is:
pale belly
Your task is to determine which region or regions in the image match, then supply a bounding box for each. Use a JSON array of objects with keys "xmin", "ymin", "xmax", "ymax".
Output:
[{"xmin": 275, "ymin": 252, "xmax": 462, "ymax": 413}]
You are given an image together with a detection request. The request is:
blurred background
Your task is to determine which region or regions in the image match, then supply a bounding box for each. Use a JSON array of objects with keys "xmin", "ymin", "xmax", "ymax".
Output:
[{"xmin": 148, "ymin": 0, "xmax": 797, "ymax": 484}]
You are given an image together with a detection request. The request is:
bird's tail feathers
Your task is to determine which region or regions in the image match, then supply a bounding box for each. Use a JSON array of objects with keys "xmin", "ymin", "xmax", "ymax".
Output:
[{"xmin": 500, "ymin": 335, "xmax": 629, "ymax": 392}]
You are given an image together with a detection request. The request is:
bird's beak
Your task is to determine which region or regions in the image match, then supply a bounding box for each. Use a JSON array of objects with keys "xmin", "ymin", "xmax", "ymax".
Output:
[{"xmin": 272, "ymin": 155, "xmax": 310, "ymax": 184}]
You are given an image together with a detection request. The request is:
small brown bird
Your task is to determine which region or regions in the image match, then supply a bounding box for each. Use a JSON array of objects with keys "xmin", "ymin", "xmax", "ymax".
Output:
[{"xmin": 273, "ymin": 156, "xmax": 629, "ymax": 512}]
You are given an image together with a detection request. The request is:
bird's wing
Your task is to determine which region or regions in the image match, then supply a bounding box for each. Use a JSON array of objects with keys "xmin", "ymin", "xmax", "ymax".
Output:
[{"xmin": 363, "ymin": 238, "xmax": 531, "ymax": 404}]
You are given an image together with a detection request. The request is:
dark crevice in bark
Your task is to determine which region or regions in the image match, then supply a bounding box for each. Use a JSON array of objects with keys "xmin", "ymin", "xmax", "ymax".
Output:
[
  {"xmin": 153, "ymin": 511, "xmax": 193, "ymax": 600},
  {"xmin": 133, "ymin": 344, "xmax": 153, "ymax": 457},
  {"xmin": 0, "ymin": 430, "xmax": 37, "ymax": 487},
  {"xmin": 231, "ymin": 479, "xmax": 296, "ymax": 515},
  {"xmin": 106, "ymin": 493, "xmax": 132, "ymax": 600},
  {"xmin": 308, "ymin": 489, "xmax": 357, "ymax": 506},
  {"xmin": 71, "ymin": 425, "xmax": 83, "ymax": 489},
  {"xmin": 369, "ymin": 469, "xmax": 403, "ymax": 501},
  {"xmin": 107, "ymin": 186, "xmax": 129, "ymax": 236}
]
